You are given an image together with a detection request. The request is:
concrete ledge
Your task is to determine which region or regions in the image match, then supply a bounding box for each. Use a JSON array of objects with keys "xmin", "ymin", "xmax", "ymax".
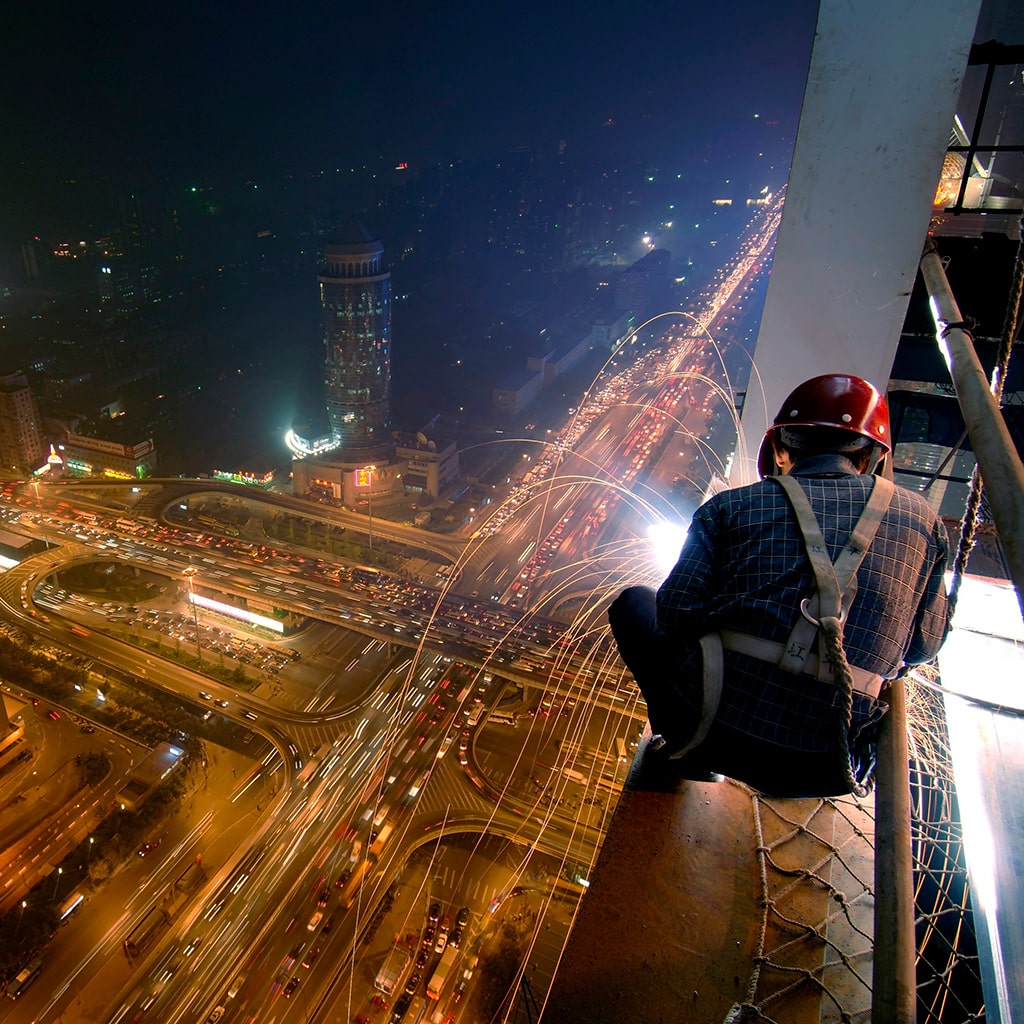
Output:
[{"xmin": 543, "ymin": 733, "xmax": 874, "ymax": 1023}]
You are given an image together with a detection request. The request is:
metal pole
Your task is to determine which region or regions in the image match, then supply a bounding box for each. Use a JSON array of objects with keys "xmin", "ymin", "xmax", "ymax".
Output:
[
  {"xmin": 872, "ymin": 679, "xmax": 916, "ymax": 1023},
  {"xmin": 183, "ymin": 569, "xmax": 202, "ymax": 666},
  {"xmin": 364, "ymin": 465, "xmax": 376, "ymax": 558},
  {"xmin": 919, "ymin": 239, "xmax": 1024, "ymax": 617}
]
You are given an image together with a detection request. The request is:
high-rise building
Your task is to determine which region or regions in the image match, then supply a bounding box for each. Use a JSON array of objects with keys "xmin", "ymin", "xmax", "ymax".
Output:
[
  {"xmin": 0, "ymin": 373, "xmax": 45, "ymax": 472},
  {"xmin": 319, "ymin": 219, "xmax": 392, "ymax": 454}
]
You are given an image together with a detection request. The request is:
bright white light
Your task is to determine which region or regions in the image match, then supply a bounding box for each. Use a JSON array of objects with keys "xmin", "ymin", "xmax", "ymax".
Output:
[
  {"xmin": 938, "ymin": 574, "xmax": 1024, "ymax": 1016},
  {"xmin": 647, "ymin": 521, "xmax": 689, "ymax": 579},
  {"xmin": 285, "ymin": 429, "xmax": 336, "ymax": 458},
  {"xmin": 189, "ymin": 591, "xmax": 285, "ymax": 634},
  {"xmin": 939, "ymin": 574, "xmax": 1024, "ymax": 709},
  {"xmin": 936, "ymin": 577, "xmax": 1024, "ymax": 939}
]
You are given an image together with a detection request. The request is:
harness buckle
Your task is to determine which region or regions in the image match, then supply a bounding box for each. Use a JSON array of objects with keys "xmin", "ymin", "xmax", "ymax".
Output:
[{"xmin": 799, "ymin": 597, "xmax": 845, "ymax": 628}]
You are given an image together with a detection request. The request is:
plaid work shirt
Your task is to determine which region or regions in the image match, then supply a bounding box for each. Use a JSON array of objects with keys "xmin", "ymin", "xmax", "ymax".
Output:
[{"xmin": 656, "ymin": 454, "xmax": 950, "ymax": 753}]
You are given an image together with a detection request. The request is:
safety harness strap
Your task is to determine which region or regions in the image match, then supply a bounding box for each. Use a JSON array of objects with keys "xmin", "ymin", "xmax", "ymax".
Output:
[
  {"xmin": 774, "ymin": 475, "xmax": 894, "ymax": 680},
  {"xmin": 667, "ymin": 631, "xmax": 725, "ymax": 761},
  {"xmin": 719, "ymin": 630, "xmax": 884, "ymax": 699},
  {"xmin": 772, "ymin": 473, "xmax": 895, "ymax": 795},
  {"xmin": 674, "ymin": 474, "xmax": 895, "ymax": 793}
]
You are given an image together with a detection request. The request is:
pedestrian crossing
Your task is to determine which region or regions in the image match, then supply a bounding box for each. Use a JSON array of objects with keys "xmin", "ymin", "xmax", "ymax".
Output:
[
  {"xmin": 294, "ymin": 721, "xmax": 350, "ymax": 753},
  {"xmin": 427, "ymin": 833, "xmax": 527, "ymax": 908},
  {"xmin": 420, "ymin": 759, "xmax": 492, "ymax": 818}
]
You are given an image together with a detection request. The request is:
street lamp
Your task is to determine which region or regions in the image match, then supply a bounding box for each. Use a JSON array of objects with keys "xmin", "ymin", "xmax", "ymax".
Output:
[
  {"xmin": 182, "ymin": 568, "xmax": 202, "ymax": 667},
  {"xmin": 52, "ymin": 867, "xmax": 62, "ymax": 899},
  {"xmin": 30, "ymin": 480, "xmax": 53, "ymax": 553},
  {"xmin": 15, "ymin": 900, "xmax": 27, "ymax": 941}
]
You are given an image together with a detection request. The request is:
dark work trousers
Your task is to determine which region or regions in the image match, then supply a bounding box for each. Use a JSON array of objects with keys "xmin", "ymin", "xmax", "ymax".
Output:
[{"xmin": 608, "ymin": 585, "xmax": 858, "ymax": 797}]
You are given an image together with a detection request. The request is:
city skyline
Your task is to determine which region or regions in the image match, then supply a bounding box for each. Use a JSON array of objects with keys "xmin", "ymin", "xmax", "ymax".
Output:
[
  {"xmin": 0, "ymin": 5, "xmax": 1007, "ymax": 1022},
  {"xmin": 0, "ymin": 2, "xmax": 825, "ymax": 484}
]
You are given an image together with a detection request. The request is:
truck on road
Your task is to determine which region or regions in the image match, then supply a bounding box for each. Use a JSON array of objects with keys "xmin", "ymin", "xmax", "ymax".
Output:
[
  {"xmin": 427, "ymin": 944, "xmax": 458, "ymax": 1000},
  {"xmin": 374, "ymin": 946, "xmax": 411, "ymax": 996}
]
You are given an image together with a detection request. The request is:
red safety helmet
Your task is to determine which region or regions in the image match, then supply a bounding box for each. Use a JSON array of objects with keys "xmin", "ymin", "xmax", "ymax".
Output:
[{"xmin": 757, "ymin": 374, "xmax": 891, "ymax": 478}]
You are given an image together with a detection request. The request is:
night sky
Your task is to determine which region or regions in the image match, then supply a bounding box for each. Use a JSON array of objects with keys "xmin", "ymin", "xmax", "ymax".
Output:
[{"xmin": 3, "ymin": 1, "xmax": 819, "ymax": 238}]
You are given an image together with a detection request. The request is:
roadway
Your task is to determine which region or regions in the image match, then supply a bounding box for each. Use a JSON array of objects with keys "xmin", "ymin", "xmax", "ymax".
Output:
[{"xmin": 0, "ymin": 205, "xmax": 777, "ymax": 1021}]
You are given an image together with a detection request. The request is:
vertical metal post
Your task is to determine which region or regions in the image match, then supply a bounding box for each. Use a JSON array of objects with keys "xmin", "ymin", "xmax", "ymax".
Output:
[
  {"xmin": 183, "ymin": 568, "xmax": 202, "ymax": 666},
  {"xmin": 919, "ymin": 240, "xmax": 1024, "ymax": 617},
  {"xmin": 363, "ymin": 464, "xmax": 377, "ymax": 558},
  {"xmin": 873, "ymin": 679, "xmax": 916, "ymax": 1022}
]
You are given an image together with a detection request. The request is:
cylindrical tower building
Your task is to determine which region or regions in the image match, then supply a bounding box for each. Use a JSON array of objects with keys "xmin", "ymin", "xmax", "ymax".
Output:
[{"xmin": 319, "ymin": 219, "xmax": 391, "ymax": 452}]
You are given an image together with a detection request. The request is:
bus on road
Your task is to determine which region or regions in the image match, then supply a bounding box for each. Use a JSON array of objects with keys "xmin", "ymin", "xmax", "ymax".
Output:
[
  {"xmin": 404, "ymin": 994, "xmax": 427, "ymax": 1022},
  {"xmin": 59, "ymin": 892, "xmax": 84, "ymax": 922},
  {"xmin": 123, "ymin": 906, "xmax": 169, "ymax": 958},
  {"xmin": 369, "ymin": 822, "xmax": 394, "ymax": 859},
  {"xmin": 373, "ymin": 947, "xmax": 411, "ymax": 995},
  {"xmin": 296, "ymin": 742, "xmax": 330, "ymax": 787},
  {"xmin": 340, "ymin": 858, "xmax": 371, "ymax": 909},
  {"xmin": 7, "ymin": 959, "xmax": 42, "ymax": 1000}
]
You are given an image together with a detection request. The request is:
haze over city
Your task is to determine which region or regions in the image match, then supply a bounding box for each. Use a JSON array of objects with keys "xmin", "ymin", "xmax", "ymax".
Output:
[
  {"xmin": 3, "ymin": 3, "xmax": 1005, "ymax": 1024},
  {"xmin": 1, "ymin": 1, "xmax": 817, "ymax": 474}
]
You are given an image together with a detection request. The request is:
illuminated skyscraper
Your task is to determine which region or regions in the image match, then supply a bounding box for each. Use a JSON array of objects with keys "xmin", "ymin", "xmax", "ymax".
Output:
[
  {"xmin": 0, "ymin": 373, "xmax": 45, "ymax": 472},
  {"xmin": 319, "ymin": 219, "xmax": 391, "ymax": 454}
]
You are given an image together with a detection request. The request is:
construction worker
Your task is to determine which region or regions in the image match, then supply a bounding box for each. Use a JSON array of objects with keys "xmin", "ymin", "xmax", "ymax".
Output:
[{"xmin": 609, "ymin": 374, "xmax": 950, "ymax": 796}]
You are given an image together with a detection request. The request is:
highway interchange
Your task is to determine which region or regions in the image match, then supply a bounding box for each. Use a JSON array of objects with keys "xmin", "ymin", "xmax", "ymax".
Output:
[{"xmin": 0, "ymin": 196, "xmax": 780, "ymax": 1024}]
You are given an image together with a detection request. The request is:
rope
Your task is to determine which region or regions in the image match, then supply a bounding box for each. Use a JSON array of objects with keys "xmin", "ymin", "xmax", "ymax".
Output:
[
  {"xmin": 770, "ymin": 475, "xmax": 892, "ymax": 796},
  {"xmin": 947, "ymin": 214, "xmax": 1024, "ymax": 612},
  {"xmin": 819, "ymin": 615, "xmax": 868, "ymax": 797}
]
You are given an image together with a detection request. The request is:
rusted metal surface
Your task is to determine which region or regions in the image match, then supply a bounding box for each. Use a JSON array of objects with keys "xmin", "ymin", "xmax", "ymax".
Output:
[{"xmin": 543, "ymin": 735, "xmax": 875, "ymax": 1023}]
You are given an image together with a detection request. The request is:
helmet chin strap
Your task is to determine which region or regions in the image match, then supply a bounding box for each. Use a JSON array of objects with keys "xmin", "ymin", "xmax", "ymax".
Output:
[{"xmin": 872, "ymin": 448, "xmax": 893, "ymax": 480}]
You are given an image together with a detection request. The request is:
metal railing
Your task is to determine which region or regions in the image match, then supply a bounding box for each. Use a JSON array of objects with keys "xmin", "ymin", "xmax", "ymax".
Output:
[{"xmin": 919, "ymin": 237, "xmax": 1024, "ymax": 617}]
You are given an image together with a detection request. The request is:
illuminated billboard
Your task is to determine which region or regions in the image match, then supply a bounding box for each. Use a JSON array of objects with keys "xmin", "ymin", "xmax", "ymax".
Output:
[{"xmin": 188, "ymin": 592, "xmax": 285, "ymax": 634}]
